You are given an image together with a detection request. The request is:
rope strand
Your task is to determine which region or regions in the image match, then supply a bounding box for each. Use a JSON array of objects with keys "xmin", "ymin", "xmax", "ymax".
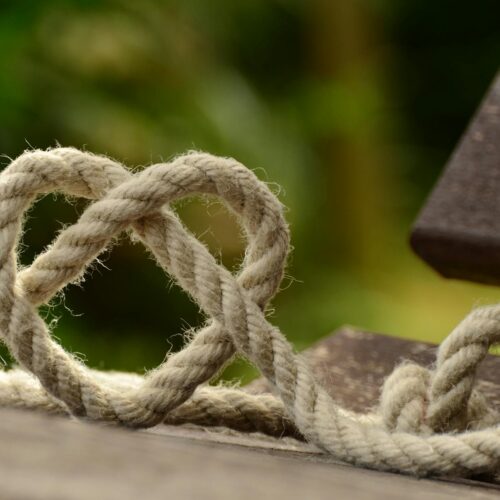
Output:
[{"xmin": 0, "ymin": 147, "xmax": 499, "ymax": 477}]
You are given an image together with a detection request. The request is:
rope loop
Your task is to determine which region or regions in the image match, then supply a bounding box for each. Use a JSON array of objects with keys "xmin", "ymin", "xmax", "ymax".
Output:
[
  {"xmin": 0, "ymin": 148, "xmax": 499, "ymax": 477},
  {"xmin": 0, "ymin": 147, "xmax": 290, "ymax": 427},
  {"xmin": 380, "ymin": 305, "xmax": 500, "ymax": 435}
]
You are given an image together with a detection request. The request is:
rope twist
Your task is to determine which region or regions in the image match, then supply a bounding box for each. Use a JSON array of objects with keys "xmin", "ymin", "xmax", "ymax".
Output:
[{"xmin": 0, "ymin": 147, "xmax": 499, "ymax": 477}]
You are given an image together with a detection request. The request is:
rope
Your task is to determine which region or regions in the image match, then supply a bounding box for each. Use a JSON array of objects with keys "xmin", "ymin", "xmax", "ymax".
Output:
[{"xmin": 0, "ymin": 147, "xmax": 499, "ymax": 477}]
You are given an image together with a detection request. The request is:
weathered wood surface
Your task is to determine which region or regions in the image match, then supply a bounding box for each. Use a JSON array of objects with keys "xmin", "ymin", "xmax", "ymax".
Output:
[
  {"xmin": 1, "ymin": 408, "xmax": 498, "ymax": 500},
  {"xmin": 249, "ymin": 327, "xmax": 500, "ymax": 411},
  {"xmin": 2, "ymin": 328, "xmax": 500, "ymax": 499},
  {"xmin": 411, "ymin": 71, "xmax": 500, "ymax": 285}
]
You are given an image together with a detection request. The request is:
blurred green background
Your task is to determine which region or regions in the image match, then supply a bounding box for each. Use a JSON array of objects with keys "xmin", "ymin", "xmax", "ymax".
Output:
[{"xmin": 1, "ymin": 0, "xmax": 499, "ymax": 381}]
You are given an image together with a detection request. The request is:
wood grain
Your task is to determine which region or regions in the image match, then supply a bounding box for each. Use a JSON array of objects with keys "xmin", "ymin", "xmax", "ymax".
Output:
[{"xmin": 411, "ymin": 71, "xmax": 500, "ymax": 285}]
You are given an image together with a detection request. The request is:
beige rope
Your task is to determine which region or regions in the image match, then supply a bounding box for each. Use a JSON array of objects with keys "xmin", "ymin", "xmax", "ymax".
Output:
[{"xmin": 0, "ymin": 147, "xmax": 499, "ymax": 477}]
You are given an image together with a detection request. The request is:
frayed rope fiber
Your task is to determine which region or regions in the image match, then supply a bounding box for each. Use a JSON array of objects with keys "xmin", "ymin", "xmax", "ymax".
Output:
[{"xmin": 0, "ymin": 147, "xmax": 500, "ymax": 477}]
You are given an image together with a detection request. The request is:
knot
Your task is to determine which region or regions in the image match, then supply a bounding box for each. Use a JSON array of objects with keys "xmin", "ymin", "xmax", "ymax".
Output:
[{"xmin": 380, "ymin": 305, "xmax": 500, "ymax": 434}]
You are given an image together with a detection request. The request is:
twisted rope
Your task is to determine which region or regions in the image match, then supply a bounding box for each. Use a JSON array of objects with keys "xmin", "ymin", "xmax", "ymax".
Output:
[{"xmin": 0, "ymin": 148, "xmax": 499, "ymax": 477}]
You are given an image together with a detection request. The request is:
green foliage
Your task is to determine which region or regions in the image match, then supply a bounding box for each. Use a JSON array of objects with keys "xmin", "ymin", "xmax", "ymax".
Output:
[{"xmin": 0, "ymin": 0, "xmax": 499, "ymax": 380}]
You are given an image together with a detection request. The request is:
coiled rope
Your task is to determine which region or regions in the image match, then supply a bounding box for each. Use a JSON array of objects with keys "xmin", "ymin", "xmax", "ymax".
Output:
[{"xmin": 0, "ymin": 147, "xmax": 499, "ymax": 477}]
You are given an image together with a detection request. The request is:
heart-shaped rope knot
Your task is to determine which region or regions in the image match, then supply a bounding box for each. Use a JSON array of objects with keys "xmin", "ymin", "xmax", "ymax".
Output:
[
  {"xmin": 0, "ymin": 147, "xmax": 292, "ymax": 429},
  {"xmin": 0, "ymin": 147, "xmax": 500, "ymax": 477}
]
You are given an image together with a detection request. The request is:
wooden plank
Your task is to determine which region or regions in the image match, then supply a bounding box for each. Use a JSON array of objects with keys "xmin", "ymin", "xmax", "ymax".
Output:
[
  {"xmin": 410, "ymin": 71, "xmax": 500, "ymax": 285},
  {"xmin": 1, "ymin": 328, "xmax": 500, "ymax": 499},
  {"xmin": 248, "ymin": 327, "xmax": 500, "ymax": 412},
  {"xmin": 0, "ymin": 408, "xmax": 499, "ymax": 500}
]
